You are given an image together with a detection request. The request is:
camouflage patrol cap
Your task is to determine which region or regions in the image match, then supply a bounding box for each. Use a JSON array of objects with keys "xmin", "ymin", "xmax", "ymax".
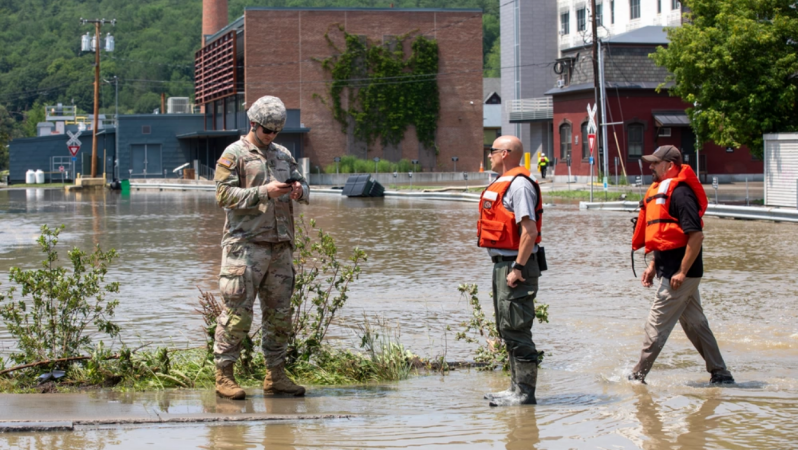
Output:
[{"xmin": 247, "ymin": 96, "xmax": 286, "ymax": 132}]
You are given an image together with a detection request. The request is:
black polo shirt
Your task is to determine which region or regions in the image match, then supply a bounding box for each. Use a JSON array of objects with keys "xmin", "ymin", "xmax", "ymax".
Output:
[{"xmin": 653, "ymin": 184, "xmax": 704, "ymax": 279}]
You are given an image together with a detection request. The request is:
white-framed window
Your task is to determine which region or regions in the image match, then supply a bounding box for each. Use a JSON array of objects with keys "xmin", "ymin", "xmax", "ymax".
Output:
[
  {"xmin": 611, "ymin": 0, "xmax": 615, "ymax": 23},
  {"xmin": 630, "ymin": 0, "xmax": 641, "ymax": 19},
  {"xmin": 628, "ymin": 123, "xmax": 644, "ymax": 157},
  {"xmin": 577, "ymin": 8, "xmax": 586, "ymax": 32},
  {"xmin": 672, "ymin": 0, "xmax": 680, "ymax": 10},
  {"xmin": 658, "ymin": 127, "xmax": 672, "ymax": 137},
  {"xmin": 596, "ymin": 3, "xmax": 603, "ymax": 26},
  {"xmin": 561, "ymin": 12, "xmax": 570, "ymax": 35}
]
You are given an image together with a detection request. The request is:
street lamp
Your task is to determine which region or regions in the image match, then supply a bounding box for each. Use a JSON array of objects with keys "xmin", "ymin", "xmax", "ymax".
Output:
[
  {"xmin": 411, "ymin": 159, "xmax": 419, "ymax": 173},
  {"xmin": 80, "ymin": 18, "xmax": 116, "ymax": 178},
  {"xmin": 333, "ymin": 156, "xmax": 341, "ymax": 174},
  {"xmin": 373, "ymin": 157, "xmax": 380, "ymax": 173}
]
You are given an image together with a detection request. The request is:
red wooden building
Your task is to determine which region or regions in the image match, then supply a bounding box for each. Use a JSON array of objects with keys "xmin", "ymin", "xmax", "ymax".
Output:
[{"xmin": 546, "ymin": 27, "xmax": 762, "ymax": 183}]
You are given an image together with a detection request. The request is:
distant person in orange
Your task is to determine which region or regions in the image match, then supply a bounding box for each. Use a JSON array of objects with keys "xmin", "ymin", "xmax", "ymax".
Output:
[{"xmin": 629, "ymin": 145, "xmax": 734, "ymax": 385}]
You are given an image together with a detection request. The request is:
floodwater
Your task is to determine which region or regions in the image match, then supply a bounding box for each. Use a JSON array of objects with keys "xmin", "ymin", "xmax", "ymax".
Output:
[{"xmin": 1, "ymin": 188, "xmax": 797, "ymax": 449}]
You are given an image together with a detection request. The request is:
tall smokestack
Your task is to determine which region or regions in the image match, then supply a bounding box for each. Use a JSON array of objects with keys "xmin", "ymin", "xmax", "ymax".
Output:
[{"xmin": 202, "ymin": 0, "xmax": 228, "ymax": 45}]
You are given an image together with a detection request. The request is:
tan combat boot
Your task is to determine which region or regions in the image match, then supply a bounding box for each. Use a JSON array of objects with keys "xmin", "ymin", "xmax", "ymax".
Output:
[
  {"xmin": 215, "ymin": 364, "xmax": 246, "ymax": 400},
  {"xmin": 263, "ymin": 363, "xmax": 306, "ymax": 396}
]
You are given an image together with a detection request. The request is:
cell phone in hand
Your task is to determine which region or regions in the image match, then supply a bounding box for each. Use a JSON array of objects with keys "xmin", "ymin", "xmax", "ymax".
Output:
[{"xmin": 284, "ymin": 177, "xmax": 301, "ymax": 184}]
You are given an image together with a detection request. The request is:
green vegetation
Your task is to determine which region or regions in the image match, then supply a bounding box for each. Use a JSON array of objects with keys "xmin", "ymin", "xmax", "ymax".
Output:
[
  {"xmin": 0, "ymin": 0, "xmax": 501, "ymax": 138},
  {"xmin": 317, "ymin": 27, "xmax": 440, "ymax": 149},
  {"xmin": 456, "ymin": 284, "xmax": 549, "ymax": 371},
  {"xmin": 0, "ymin": 220, "xmax": 415, "ymax": 392},
  {"xmin": 0, "ymin": 225, "xmax": 120, "ymax": 366},
  {"xmin": 652, "ymin": 0, "xmax": 798, "ymax": 158},
  {"xmin": 324, "ymin": 155, "xmax": 416, "ymax": 174},
  {"xmin": 546, "ymin": 190, "xmax": 643, "ymax": 202}
]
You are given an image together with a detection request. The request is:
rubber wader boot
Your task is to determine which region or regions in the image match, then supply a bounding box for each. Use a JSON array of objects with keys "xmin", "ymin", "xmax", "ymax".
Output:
[
  {"xmin": 489, "ymin": 359, "xmax": 537, "ymax": 407},
  {"xmin": 263, "ymin": 363, "xmax": 306, "ymax": 396},
  {"xmin": 485, "ymin": 357, "xmax": 517, "ymax": 400},
  {"xmin": 215, "ymin": 364, "xmax": 246, "ymax": 400}
]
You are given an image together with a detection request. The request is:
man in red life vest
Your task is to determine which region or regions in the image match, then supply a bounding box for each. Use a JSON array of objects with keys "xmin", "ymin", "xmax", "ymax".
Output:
[
  {"xmin": 629, "ymin": 145, "xmax": 734, "ymax": 385},
  {"xmin": 477, "ymin": 136, "xmax": 544, "ymax": 406}
]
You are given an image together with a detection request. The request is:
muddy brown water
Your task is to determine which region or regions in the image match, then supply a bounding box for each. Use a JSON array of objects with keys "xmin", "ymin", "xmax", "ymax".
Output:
[{"xmin": 0, "ymin": 188, "xmax": 797, "ymax": 449}]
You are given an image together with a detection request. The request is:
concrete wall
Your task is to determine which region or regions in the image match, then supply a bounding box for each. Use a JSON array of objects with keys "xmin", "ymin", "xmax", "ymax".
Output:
[
  {"xmin": 242, "ymin": 8, "xmax": 484, "ymax": 173},
  {"xmin": 308, "ymin": 171, "xmax": 495, "ymax": 186}
]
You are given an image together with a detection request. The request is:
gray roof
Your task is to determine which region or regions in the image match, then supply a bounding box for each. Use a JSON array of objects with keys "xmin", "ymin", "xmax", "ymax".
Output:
[
  {"xmin": 245, "ymin": 7, "xmax": 482, "ymax": 12},
  {"xmin": 605, "ymin": 26, "xmax": 669, "ymax": 45},
  {"xmin": 483, "ymin": 78, "xmax": 501, "ymax": 103},
  {"xmin": 545, "ymin": 81, "xmax": 673, "ymax": 96}
]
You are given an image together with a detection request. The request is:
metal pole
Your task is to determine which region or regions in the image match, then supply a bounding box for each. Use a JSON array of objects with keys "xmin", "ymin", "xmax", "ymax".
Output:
[
  {"xmin": 599, "ymin": 38, "xmax": 610, "ymax": 199},
  {"xmin": 114, "ymin": 76, "xmax": 119, "ymax": 181},
  {"xmin": 91, "ymin": 22, "xmax": 100, "ymax": 178},
  {"xmin": 746, "ymin": 177, "xmax": 749, "ymax": 207},
  {"xmin": 614, "ymin": 157, "xmax": 618, "ymax": 186},
  {"xmin": 590, "ymin": 0, "xmax": 600, "ymax": 203}
]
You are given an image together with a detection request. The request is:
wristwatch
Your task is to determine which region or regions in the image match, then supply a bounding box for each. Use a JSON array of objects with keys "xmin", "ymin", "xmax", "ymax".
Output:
[{"xmin": 511, "ymin": 262, "xmax": 525, "ymax": 272}]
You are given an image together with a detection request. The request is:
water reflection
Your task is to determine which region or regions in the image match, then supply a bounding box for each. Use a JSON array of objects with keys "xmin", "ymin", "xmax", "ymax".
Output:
[{"xmin": 1, "ymin": 189, "xmax": 798, "ymax": 448}]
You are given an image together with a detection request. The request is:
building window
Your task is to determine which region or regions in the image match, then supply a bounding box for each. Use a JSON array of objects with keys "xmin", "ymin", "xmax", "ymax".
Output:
[
  {"xmin": 561, "ymin": 12, "xmax": 570, "ymax": 35},
  {"xmin": 596, "ymin": 4, "xmax": 603, "ymax": 26},
  {"xmin": 672, "ymin": 0, "xmax": 680, "ymax": 10},
  {"xmin": 141, "ymin": 125, "xmax": 151, "ymax": 135},
  {"xmin": 581, "ymin": 122, "xmax": 590, "ymax": 159},
  {"xmin": 577, "ymin": 8, "xmax": 586, "ymax": 32},
  {"xmin": 630, "ymin": 0, "xmax": 640, "ymax": 19},
  {"xmin": 657, "ymin": 0, "xmax": 662, "ymax": 13},
  {"xmin": 559, "ymin": 123, "xmax": 572, "ymax": 160},
  {"xmin": 628, "ymin": 123, "xmax": 644, "ymax": 158},
  {"xmin": 611, "ymin": 0, "xmax": 615, "ymax": 23}
]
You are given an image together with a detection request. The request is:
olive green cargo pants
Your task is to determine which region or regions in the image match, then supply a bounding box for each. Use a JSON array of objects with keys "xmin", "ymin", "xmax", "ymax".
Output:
[{"xmin": 492, "ymin": 253, "xmax": 541, "ymax": 363}]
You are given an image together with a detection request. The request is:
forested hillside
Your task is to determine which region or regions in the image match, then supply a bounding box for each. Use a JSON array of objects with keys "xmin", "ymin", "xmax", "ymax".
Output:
[{"xmin": 0, "ymin": 0, "xmax": 500, "ymax": 142}]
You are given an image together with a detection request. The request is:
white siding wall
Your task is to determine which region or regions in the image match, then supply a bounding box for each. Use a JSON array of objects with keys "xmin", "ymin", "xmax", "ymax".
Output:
[
  {"xmin": 556, "ymin": 0, "xmax": 682, "ymax": 52},
  {"xmin": 764, "ymin": 133, "xmax": 798, "ymax": 208}
]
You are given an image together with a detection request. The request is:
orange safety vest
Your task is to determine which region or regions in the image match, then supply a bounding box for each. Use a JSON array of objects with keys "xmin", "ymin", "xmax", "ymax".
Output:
[
  {"xmin": 477, "ymin": 166, "xmax": 543, "ymax": 250},
  {"xmin": 632, "ymin": 165, "xmax": 707, "ymax": 254}
]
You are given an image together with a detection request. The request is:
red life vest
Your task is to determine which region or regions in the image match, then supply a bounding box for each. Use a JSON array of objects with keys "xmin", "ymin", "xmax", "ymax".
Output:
[
  {"xmin": 477, "ymin": 166, "xmax": 543, "ymax": 250},
  {"xmin": 632, "ymin": 165, "xmax": 707, "ymax": 253}
]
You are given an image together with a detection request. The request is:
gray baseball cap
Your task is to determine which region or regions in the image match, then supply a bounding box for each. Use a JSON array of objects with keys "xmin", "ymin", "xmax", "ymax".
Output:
[{"xmin": 642, "ymin": 145, "xmax": 682, "ymax": 164}]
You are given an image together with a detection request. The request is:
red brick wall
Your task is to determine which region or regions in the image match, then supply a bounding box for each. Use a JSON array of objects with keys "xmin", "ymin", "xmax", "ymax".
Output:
[
  {"xmin": 203, "ymin": 0, "xmax": 228, "ymax": 43},
  {"xmin": 243, "ymin": 9, "xmax": 483, "ymax": 172},
  {"xmin": 551, "ymin": 90, "xmax": 762, "ymax": 177}
]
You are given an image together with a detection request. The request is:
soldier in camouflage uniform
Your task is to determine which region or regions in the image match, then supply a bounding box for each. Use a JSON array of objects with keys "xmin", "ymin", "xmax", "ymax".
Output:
[{"xmin": 212, "ymin": 95, "xmax": 309, "ymax": 400}]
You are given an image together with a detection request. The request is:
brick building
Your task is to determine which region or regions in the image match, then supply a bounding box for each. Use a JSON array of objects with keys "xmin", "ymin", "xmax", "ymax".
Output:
[
  {"xmin": 547, "ymin": 26, "xmax": 762, "ymax": 183},
  {"xmin": 196, "ymin": 4, "xmax": 484, "ymax": 172}
]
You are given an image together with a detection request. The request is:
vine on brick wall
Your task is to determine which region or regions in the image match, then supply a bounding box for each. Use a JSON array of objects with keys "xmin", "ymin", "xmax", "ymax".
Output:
[{"xmin": 315, "ymin": 25, "xmax": 440, "ymax": 150}]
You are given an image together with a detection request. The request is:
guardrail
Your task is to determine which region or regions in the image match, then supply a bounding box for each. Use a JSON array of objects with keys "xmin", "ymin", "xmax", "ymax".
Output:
[{"xmin": 579, "ymin": 201, "xmax": 798, "ymax": 223}]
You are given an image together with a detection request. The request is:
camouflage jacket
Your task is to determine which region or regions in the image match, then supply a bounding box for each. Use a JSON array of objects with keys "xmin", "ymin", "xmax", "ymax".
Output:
[{"xmin": 214, "ymin": 136, "xmax": 309, "ymax": 246}]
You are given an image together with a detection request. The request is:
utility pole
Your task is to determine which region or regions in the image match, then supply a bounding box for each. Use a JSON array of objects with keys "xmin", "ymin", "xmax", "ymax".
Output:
[
  {"xmin": 80, "ymin": 18, "xmax": 116, "ymax": 178},
  {"xmin": 590, "ymin": 0, "xmax": 601, "ymax": 198}
]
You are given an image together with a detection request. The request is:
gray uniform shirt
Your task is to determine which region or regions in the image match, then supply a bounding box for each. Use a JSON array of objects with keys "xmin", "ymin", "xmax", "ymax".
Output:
[{"xmin": 486, "ymin": 175, "xmax": 539, "ymax": 258}]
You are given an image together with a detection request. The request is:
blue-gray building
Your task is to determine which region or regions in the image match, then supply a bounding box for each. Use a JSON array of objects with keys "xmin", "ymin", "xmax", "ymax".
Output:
[{"xmin": 8, "ymin": 109, "xmax": 308, "ymax": 183}]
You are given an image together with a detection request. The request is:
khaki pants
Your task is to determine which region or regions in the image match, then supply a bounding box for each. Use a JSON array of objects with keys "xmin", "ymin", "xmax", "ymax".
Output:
[{"xmin": 633, "ymin": 277, "xmax": 731, "ymax": 377}]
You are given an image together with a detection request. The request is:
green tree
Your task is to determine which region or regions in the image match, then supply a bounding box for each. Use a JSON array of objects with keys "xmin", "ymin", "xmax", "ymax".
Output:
[{"xmin": 652, "ymin": 0, "xmax": 798, "ymax": 157}]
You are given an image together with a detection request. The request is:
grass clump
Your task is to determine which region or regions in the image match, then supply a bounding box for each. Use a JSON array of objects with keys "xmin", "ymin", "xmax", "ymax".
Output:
[{"xmin": 547, "ymin": 189, "xmax": 643, "ymax": 202}]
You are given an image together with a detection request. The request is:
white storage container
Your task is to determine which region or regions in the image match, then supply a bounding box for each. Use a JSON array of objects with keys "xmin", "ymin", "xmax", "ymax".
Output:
[
  {"xmin": 25, "ymin": 170, "xmax": 36, "ymax": 184},
  {"xmin": 35, "ymin": 169, "xmax": 45, "ymax": 184},
  {"xmin": 764, "ymin": 133, "xmax": 798, "ymax": 207}
]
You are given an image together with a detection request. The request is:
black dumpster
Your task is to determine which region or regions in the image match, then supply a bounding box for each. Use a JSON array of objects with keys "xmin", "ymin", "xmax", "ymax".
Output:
[{"xmin": 342, "ymin": 174, "xmax": 385, "ymax": 197}]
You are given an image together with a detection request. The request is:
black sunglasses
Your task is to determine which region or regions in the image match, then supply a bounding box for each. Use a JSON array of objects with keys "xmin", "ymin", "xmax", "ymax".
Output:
[
  {"xmin": 489, "ymin": 147, "xmax": 512, "ymax": 154},
  {"xmin": 260, "ymin": 125, "xmax": 278, "ymax": 135}
]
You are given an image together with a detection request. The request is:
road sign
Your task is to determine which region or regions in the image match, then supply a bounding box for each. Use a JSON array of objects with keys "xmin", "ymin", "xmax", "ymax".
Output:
[
  {"xmin": 603, "ymin": 176, "xmax": 608, "ymax": 191},
  {"xmin": 586, "ymin": 104, "xmax": 598, "ymax": 133},
  {"xmin": 71, "ymin": 156, "xmax": 77, "ymax": 161},
  {"xmin": 588, "ymin": 133, "xmax": 596, "ymax": 155},
  {"xmin": 66, "ymin": 130, "xmax": 82, "ymax": 156},
  {"xmin": 59, "ymin": 166, "xmax": 65, "ymax": 173},
  {"xmin": 589, "ymin": 156, "xmax": 594, "ymax": 165}
]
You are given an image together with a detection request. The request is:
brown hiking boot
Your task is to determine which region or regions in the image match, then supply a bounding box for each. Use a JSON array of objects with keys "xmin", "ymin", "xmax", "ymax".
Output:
[
  {"xmin": 263, "ymin": 363, "xmax": 306, "ymax": 396},
  {"xmin": 215, "ymin": 364, "xmax": 246, "ymax": 400}
]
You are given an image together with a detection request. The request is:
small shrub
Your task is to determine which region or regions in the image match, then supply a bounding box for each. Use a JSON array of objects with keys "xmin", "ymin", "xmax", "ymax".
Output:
[
  {"xmin": 455, "ymin": 283, "xmax": 548, "ymax": 371},
  {"xmin": 0, "ymin": 225, "xmax": 120, "ymax": 368}
]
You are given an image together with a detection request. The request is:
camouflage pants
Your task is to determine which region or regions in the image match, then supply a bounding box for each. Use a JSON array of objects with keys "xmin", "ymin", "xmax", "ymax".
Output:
[
  {"xmin": 492, "ymin": 254, "xmax": 541, "ymax": 363},
  {"xmin": 213, "ymin": 241, "xmax": 295, "ymax": 368}
]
